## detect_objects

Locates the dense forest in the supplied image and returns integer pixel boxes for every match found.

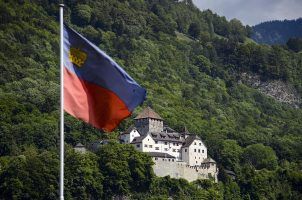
[252,18,302,45]
[0,0,302,199]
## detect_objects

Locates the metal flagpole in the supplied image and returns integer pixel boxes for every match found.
[59,3,65,200]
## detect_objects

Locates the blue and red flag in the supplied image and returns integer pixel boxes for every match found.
[63,24,146,132]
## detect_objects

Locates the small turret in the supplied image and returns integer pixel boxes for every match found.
[181,126,191,139]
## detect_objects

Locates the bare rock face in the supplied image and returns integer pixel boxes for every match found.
[240,72,301,108]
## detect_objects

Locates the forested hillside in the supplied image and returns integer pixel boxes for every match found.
[252,18,302,45]
[0,0,302,199]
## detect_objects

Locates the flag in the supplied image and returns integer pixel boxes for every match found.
[63,24,146,132]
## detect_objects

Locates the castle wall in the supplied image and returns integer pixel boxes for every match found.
[152,158,218,182]
[135,118,149,135]
[148,118,163,132]
[135,118,163,134]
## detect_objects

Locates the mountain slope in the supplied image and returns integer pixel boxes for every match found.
[252,18,302,44]
[0,0,302,199]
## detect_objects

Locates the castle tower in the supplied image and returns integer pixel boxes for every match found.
[181,126,191,139]
[134,107,163,135]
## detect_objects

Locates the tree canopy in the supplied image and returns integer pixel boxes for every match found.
[0,0,301,199]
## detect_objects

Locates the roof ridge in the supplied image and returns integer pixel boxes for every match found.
[134,106,163,120]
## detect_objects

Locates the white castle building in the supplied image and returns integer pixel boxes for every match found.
[120,107,218,182]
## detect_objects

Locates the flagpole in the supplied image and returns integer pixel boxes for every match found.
[59,3,65,200]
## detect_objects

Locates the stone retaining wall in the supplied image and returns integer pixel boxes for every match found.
[152,158,218,182]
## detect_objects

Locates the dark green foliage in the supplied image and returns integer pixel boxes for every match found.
[0,148,58,199]
[65,149,103,199]
[219,140,243,171]
[287,37,302,52]
[0,0,302,199]
[97,142,154,198]
[252,18,302,45]
[242,144,278,170]
[188,22,201,39]
[135,178,224,199]
[72,4,92,26]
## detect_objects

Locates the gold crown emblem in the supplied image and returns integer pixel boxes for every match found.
[68,47,87,67]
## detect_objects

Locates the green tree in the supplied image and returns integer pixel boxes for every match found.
[0,148,58,199]
[287,37,302,52]
[73,4,92,26]
[242,144,278,170]
[97,142,154,198]
[65,148,103,199]
[220,140,243,171]
[188,22,201,39]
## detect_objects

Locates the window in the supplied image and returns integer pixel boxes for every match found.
[176,143,179,146]
[136,144,140,148]
[194,149,196,152]
[155,141,158,144]
[173,149,176,152]
[165,142,168,145]
[198,149,200,153]
[155,147,159,150]
[185,149,187,152]
[199,143,201,146]
[168,159,170,161]
[144,144,147,147]
[149,145,152,148]
[194,142,196,145]
[202,150,204,153]
[196,161,197,164]
[162,158,165,161]
[164,148,168,151]
[172,159,174,162]
[155,158,158,160]
[173,143,175,146]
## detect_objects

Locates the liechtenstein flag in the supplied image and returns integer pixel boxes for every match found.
[63,24,146,132]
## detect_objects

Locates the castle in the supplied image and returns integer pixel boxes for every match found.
[120,107,218,182]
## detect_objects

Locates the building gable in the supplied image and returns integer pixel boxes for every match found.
[120,126,141,143]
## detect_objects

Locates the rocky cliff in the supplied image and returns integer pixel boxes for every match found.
[240,73,301,108]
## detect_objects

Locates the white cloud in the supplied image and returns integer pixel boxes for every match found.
[193,0,302,25]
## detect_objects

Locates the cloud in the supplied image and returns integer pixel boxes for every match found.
[193,0,302,25]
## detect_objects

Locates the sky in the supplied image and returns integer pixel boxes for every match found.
[193,0,302,25]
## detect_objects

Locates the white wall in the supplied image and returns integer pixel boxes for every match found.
[120,129,140,143]
[141,134,155,152]
[131,136,182,160]
[129,129,140,143]
[126,131,209,166]
[187,139,207,166]
[181,147,189,164]
[157,141,182,160]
